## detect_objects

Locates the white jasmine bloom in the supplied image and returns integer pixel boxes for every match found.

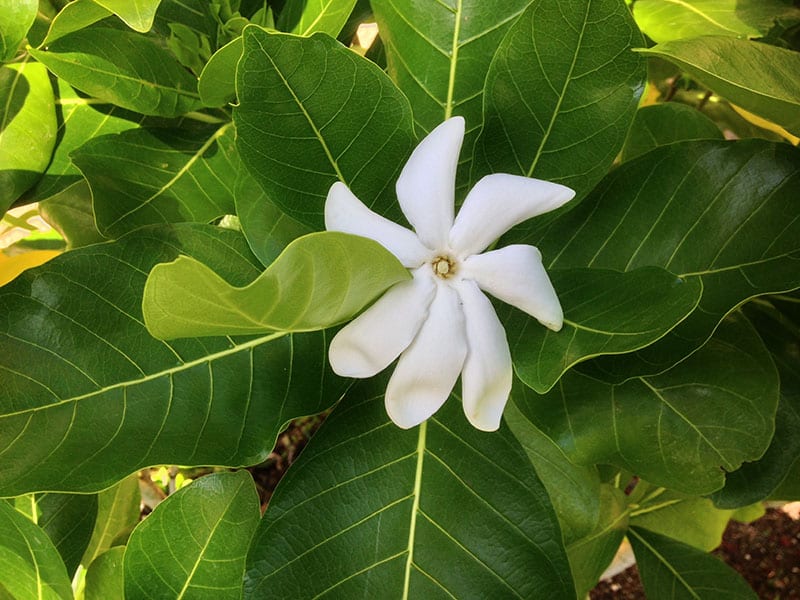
[325,117,575,431]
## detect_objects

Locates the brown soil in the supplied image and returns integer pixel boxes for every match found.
[591,508,800,599]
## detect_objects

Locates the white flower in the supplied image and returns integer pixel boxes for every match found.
[325,117,575,431]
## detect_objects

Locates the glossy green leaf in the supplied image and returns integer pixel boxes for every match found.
[143,231,410,339]
[41,0,112,45]
[198,36,242,107]
[631,0,800,43]
[371,0,531,187]
[0,224,347,495]
[93,0,162,32]
[245,380,576,599]
[0,500,72,600]
[567,485,629,598]
[84,547,125,600]
[504,395,601,545]
[26,79,144,204]
[72,123,238,237]
[125,471,260,599]
[515,313,779,494]
[39,182,106,249]
[536,139,800,380]
[713,297,800,508]
[474,0,645,221]
[622,102,723,162]
[629,526,757,600]
[81,475,140,567]
[277,0,357,36]
[0,0,36,61]
[507,267,702,393]
[235,167,312,266]
[638,37,800,136]
[29,28,202,117]
[0,61,57,212]
[234,26,414,229]
[37,493,98,576]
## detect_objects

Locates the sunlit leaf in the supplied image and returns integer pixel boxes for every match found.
[277,0,357,37]
[515,313,779,494]
[124,471,260,599]
[0,0,36,61]
[93,0,162,32]
[81,475,140,567]
[474,0,645,222]
[29,27,202,117]
[0,224,347,495]
[198,36,241,107]
[234,26,414,229]
[143,231,410,339]
[629,526,758,599]
[0,500,72,600]
[0,61,57,213]
[245,380,576,598]
[41,0,112,45]
[72,123,238,237]
[639,36,800,136]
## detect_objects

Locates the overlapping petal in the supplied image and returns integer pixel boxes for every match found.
[449,174,575,256]
[461,245,563,331]
[385,284,467,429]
[325,182,430,267]
[395,117,464,251]
[328,270,436,378]
[456,280,513,432]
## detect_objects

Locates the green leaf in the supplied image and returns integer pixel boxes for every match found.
[124,471,260,599]
[566,485,629,598]
[504,395,601,545]
[93,0,162,32]
[143,231,411,339]
[84,547,125,600]
[245,381,576,598]
[515,312,779,494]
[277,0,357,36]
[474,0,645,218]
[198,36,241,107]
[26,79,144,204]
[235,167,312,266]
[72,123,238,237]
[629,526,758,600]
[0,0,36,61]
[536,139,800,380]
[0,224,347,495]
[507,267,702,393]
[81,475,140,567]
[234,27,414,229]
[36,493,98,576]
[638,37,800,136]
[0,500,72,600]
[713,297,800,507]
[41,0,112,45]
[0,61,57,213]
[632,0,800,43]
[622,103,723,162]
[371,0,531,187]
[39,182,106,249]
[29,28,202,117]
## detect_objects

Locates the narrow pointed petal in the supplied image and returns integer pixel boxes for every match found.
[461,245,563,331]
[456,280,512,432]
[328,270,436,378]
[385,283,467,429]
[325,182,430,267]
[395,117,464,250]
[449,174,575,256]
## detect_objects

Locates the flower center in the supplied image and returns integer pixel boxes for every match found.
[431,255,456,279]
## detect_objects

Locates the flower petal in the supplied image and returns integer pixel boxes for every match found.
[461,245,563,331]
[325,182,430,267]
[395,117,464,250]
[385,283,467,429]
[456,280,512,432]
[328,270,436,378]
[449,174,575,256]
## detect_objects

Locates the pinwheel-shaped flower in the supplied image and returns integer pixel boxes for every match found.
[325,117,574,431]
